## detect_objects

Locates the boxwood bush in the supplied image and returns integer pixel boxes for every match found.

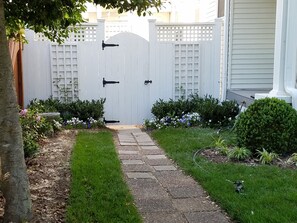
[150,95,239,128]
[29,98,105,122]
[151,98,193,119]
[235,97,297,155]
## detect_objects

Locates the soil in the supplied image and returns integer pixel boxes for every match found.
[29,130,77,222]
[0,130,77,222]
[198,147,297,169]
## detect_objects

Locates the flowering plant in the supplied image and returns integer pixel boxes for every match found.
[64,117,104,129]
[144,112,201,130]
[19,108,55,157]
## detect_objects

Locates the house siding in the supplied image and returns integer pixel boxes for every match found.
[228,0,276,90]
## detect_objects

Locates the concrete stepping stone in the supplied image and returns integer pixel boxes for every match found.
[143,212,187,223]
[126,172,156,179]
[119,154,143,160]
[172,198,218,212]
[118,146,139,151]
[122,160,144,165]
[118,150,139,155]
[146,155,167,159]
[153,165,177,171]
[184,211,230,223]
[135,199,175,213]
[118,134,135,141]
[141,146,160,150]
[167,186,205,198]
[145,158,173,166]
[154,171,197,188]
[141,149,164,155]
[122,164,153,172]
[130,185,169,199]
[126,178,158,187]
[138,142,155,146]
[120,142,138,146]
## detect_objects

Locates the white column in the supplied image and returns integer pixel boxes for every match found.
[284,0,297,108]
[96,19,105,42]
[213,18,223,100]
[148,19,157,111]
[255,0,291,103]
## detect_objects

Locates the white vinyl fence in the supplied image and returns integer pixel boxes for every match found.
[23,19,223,124]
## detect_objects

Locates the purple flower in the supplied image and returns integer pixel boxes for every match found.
[36,115,41,122]
[19,109,28,116]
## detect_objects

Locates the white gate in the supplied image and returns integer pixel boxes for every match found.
[23,19,223,125]
[99,33,150,124]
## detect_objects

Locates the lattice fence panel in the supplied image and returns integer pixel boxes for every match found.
[105,21,132,40]
[174,44,200,100]
[51,44,79,102]
[34,25,97,42]
[157,24,214,42]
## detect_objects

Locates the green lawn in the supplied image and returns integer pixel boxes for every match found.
[151,127,297,223]
[66,130,142,223]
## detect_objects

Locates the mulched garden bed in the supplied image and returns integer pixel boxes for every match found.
[0,130,77,222]
[198,148,297,169]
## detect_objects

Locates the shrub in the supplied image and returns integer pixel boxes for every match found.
[235,98,297,155]
[20,108,57,157]
[151,98,192,120]
[29,98,106,122]
[28,98,61,113]
[150,95,239,128]
[193,95,239,127]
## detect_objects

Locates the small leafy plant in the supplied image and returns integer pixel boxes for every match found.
[286,153,297,166]
[214,137,230,155]
[228,146,251,161]
[257,148,279,165]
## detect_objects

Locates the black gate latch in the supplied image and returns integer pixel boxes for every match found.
[102,40,119,50]
[144,80,152,85]
[103,78,120,87]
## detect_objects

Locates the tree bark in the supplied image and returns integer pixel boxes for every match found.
[0,0,32,222]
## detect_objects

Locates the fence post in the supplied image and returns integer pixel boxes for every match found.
[148,19,157,109]
[213,18,223,100]
[97,19,105,42]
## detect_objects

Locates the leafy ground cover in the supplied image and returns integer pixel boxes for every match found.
[66,131,142,223]
[151,127,297,223]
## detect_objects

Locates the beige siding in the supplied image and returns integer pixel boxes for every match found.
[229,0,276,89]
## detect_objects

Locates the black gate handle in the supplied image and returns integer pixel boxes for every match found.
[144,80,152,85]
[103,78,120,87]
[102,40,119,50]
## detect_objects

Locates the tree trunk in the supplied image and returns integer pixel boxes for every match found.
[0,0,32,222]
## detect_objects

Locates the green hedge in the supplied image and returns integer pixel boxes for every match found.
[28,98,105,122]
[150,95,239,127]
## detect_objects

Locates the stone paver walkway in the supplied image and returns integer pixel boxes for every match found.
[111,126,231,223]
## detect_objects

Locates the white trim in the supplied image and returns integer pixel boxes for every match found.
[227,0,233,90]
